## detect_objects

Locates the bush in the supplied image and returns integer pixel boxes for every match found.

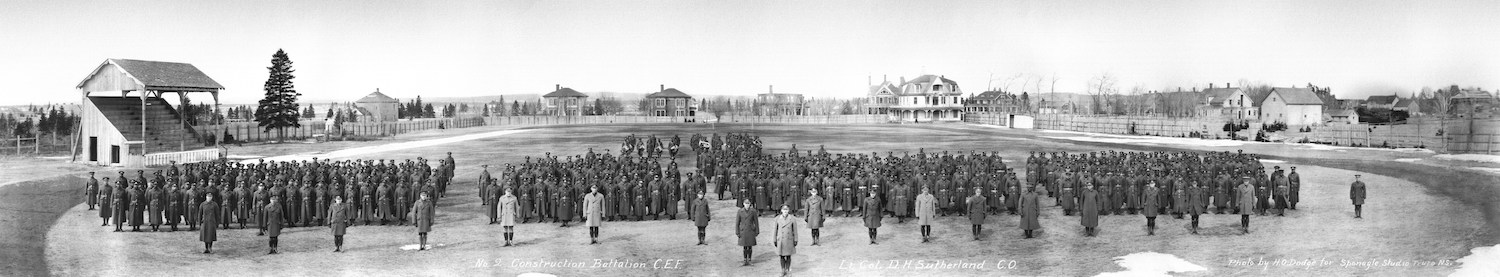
[1264,121,1288,132]
[1254,130,1269,142]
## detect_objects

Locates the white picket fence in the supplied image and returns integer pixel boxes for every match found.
[142,147,222,167]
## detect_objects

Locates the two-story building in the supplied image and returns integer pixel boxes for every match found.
[1202,86,1258,119]
[867,75,965,123]
[964,90,1022,114]
[542,85,588,116]
[756,90,805,116]
[354,89,400,122]
[1260,87,1325,125]
[645,85,696,117]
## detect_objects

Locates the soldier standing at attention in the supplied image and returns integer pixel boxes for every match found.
[1080,183,1100,237]
[200,193,219,254]
[584,185,604,244]
[737,201,759,266]
[1351,174,1366,218]
[914,186,937,243]
[499,187,519,246]
[966,187,987,240]
[1019,185,1041,239]
[863,190,883,244]
[328,195,350,252]
[1287,167,1301,210]
[264,196,284,254]
[99,177,113,226]
[412,191,435,251]
[1142,181,1160,235]
[774,205,798,277]
[804,188,826,245]
[85,172,99,210]
[1236,177,1256,234]
[692,191,711,245]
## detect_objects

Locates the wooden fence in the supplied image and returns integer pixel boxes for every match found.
[1020,114,1499,153]
[142,148,222,167]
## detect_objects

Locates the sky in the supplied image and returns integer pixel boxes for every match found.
[1,0,1497,105]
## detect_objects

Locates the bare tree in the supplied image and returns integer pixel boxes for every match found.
[1087,73,1119,114]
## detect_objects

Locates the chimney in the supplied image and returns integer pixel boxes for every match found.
[1209,83,1214,89]
[769,85,774,94]
[555,84,560,91]
[660,84,665,92]
[900,76,907,84]
[1226,82,1231,88]
[883,75,888,82]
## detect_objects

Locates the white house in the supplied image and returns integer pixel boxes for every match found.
[1260,87,1325,125]
[866,75,965,123]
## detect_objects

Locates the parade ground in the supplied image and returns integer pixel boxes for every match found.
[9,123,1499,276]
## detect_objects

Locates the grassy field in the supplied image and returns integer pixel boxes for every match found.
[24,123,1500,276]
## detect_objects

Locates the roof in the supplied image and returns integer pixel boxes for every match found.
[542,87,588,98]
[972,90,1008,100]
[902,75,957,86]
[355,91,399,103]
[83,59,224,91]
[1330,110,1358,117]
[1452,90,1496,99]
[1366,95,1399,105]
[1267,87,1325,105]
[646,88,692,98]
[869,82,902,95]
[353,106,374,116]
[1395,98,1416,107]
[1203,88,1242,105]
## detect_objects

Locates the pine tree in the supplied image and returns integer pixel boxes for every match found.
[512,101,520,116]
[482,103,490,117]
[255,49,302,142]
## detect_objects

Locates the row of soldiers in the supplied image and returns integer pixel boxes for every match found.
[84,154,457,233]
[1025,150,1300,218]
[472,133,766,225]
[477,150,697,225]
[700,144,1023,220]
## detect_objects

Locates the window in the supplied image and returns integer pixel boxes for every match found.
[655,99,666,108]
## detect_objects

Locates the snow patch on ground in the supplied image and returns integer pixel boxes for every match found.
[1042,135,1250,147]
[1394,158,1422,162]
[1451,244,1500,277]
[1259,159,1287,163]
[248,129,533,163]
[1466,167,1500,175]
[1095,252,1207,277]
[518,274,558,277]
[398,243,445,251]
[225,155,265,160]
[1434,154,1500,164]
[39,156,70,160]
[1299,143,1436,154]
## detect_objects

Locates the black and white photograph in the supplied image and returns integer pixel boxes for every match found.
[2,0,1499,276]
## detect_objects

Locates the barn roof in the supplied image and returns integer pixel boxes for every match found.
[1268,87,1325,105]
[1366,95,1399,105]
[78,59,224,91]
[356,90,399,103]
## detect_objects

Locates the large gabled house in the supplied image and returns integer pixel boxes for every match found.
[866,75,965,123]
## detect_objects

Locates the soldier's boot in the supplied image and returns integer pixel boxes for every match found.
[590,227,600,244]
[171,225,178,232]
[742,247,752,266]
[151,225,158,232]
[868,228,878,245]
[1191,217,1199,234]
[102,219,108,226]
[419,234,428,251]
[1354,205,1362,218]
[504,232,514,246]
[1024,230,1033,239]
[1240,215,1250,233]
[269,237,278,254]
[812,229,820,245]
[334,236,343,252]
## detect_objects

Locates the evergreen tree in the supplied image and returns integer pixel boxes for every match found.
[512,101,520,116]
[482,103,490,117]
[13,118,33,137]
[254,49,302,142]
[424,103,435,118]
